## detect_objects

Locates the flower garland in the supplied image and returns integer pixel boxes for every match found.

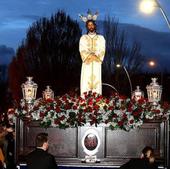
[9,91,170,131]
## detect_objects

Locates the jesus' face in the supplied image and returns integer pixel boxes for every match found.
[86,21,96,33]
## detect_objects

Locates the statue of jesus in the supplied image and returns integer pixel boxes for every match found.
[79,11,105,96]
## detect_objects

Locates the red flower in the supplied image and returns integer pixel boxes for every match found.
[153,109,160,114]
[47,107,52,111]
[88,98,93,105]
[133,111,139,116]
[123,113,127,119]
[118,121,123,126]
[130,119,134,124]
[40,112,45,118]
[65,104,71,110]
[54,119,60,125]
[106,99,110,104]
[96,97,101,102]
[138,98,145,104]
[62,96,67,101]
[46,98,54,103]
[128,107,132,112]
[93,105,99,110]
[89,101,93,106]
[119,95,127,100]
[56,107,61,113]
[112,114,117,118]
[73,105,77,110]
[56,99,62,105]
[108,106,114,110]
[92,92,97,97]
[60,115,65,121]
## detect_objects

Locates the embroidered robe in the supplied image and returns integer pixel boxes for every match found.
[79,33,105,96]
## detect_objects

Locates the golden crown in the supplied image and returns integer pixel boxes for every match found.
[79,9,98,22]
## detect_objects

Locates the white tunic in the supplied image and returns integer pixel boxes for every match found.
[79,33,105,96]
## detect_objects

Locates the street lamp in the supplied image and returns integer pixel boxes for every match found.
[116,64,133,96]
[140,0,170,30]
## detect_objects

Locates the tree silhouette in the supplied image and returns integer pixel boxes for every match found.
[9,11,82,102]
[102,17,146,95]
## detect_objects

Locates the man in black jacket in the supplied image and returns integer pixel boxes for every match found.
[26,133,57,169]
[119,146,158,169]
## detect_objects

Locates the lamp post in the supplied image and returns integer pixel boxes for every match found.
[116,64,133,96]
[140,0,170,30]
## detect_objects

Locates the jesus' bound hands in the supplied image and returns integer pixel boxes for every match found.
[85,54,101,64]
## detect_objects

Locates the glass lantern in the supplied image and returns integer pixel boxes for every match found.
[42,86,54,100]
[132,86,144,101]
[21,77,38,103]
[146,78,162,105]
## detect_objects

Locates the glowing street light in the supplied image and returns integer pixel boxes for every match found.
[148,60,156,67]
[140,0,156,14]
[140,0,170,30]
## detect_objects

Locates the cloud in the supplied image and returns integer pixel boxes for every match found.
[20,15,40,21]
[0,20,32,29]
[0,14,40,30]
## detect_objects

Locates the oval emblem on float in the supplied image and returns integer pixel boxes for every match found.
[82,128,100,156]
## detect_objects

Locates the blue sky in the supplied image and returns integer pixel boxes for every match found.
[0,0,170,50]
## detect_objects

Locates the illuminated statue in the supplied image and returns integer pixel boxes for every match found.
[79,10,105,96]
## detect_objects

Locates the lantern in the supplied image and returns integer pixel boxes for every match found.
[21,77,38,103]
[146,78,162,105]
[42,86,54,100]
[132,86,144,101]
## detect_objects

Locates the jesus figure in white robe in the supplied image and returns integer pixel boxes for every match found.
[79,20,105,96]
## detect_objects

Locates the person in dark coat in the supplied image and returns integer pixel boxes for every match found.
[5,125,16,169]
[26,133,57,169]
[119,146,158,169]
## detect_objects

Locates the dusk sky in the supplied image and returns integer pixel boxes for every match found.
[0,0,170,50]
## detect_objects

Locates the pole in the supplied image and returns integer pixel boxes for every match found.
[123,66,133,96]
[102,83,118,93]
[156,0,170,30]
